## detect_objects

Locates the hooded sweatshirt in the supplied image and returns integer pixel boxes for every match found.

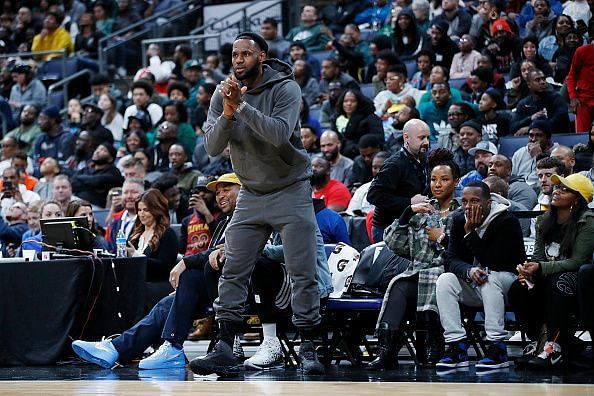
[204,59,310,194]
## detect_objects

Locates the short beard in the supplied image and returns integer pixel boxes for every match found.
[235,63,260,81]
[310,172,327,188]
[323,150,338,162]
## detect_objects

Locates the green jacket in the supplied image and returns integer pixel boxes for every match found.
[285,22,329,52]
[534,210,594,275]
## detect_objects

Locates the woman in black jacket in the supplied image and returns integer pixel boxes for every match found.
[331,88,384,158]
[127,188,178,282]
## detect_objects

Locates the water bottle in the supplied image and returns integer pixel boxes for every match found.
[116,228,127,258]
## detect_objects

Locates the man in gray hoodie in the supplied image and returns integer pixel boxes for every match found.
[189,32,324,377]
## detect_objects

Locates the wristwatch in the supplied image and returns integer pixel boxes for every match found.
[236,101,247,114]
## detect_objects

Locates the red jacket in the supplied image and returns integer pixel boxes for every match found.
[566,43,594,106]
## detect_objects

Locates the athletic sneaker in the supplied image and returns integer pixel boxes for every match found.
[528,341,563,369]
[189,340,241,377]
[138,341,185,370]
[244,338,284,370]
[476,340,510,369]
[436,340,469,369]
[72,339,119,369]
[233,335,245,361]
[515,341,538,368]
[298,341,325,374]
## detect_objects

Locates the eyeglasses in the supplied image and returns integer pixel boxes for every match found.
[448,112,464,117]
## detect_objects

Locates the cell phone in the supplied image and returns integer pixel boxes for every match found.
[110,187,122,197]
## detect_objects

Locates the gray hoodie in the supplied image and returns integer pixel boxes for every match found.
[203,59,311,194]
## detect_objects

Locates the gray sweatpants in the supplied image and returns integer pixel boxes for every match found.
[214,180,321,329]
[436,271,517,343]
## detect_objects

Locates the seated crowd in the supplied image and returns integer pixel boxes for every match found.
[0,0,593,376]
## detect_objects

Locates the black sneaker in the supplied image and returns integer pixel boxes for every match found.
[189,340,241,377]
[515,341,538,368]
[436,340,469,369]
[528,341,563,369]
[299,341,325,375]
[476,340,510,369]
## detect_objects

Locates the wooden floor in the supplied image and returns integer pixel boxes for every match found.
[0,381,593,395]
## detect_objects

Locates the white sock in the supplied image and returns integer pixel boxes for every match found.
[262,323,277,341]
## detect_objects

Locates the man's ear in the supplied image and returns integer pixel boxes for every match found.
[259,50,267,63]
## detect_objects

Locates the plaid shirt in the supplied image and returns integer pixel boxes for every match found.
[382,198,461,314]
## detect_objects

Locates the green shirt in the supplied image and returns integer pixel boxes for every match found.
[6,124,42,157]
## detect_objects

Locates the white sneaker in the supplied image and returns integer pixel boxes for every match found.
[244,338,284,370]
[508,331,530,342]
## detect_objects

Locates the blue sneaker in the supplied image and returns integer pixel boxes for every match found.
[476,340,510,369]
[436,340,469,369]
[139,341,185,370]
[72,339,119,369]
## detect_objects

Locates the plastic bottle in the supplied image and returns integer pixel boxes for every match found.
[116,228,127,258]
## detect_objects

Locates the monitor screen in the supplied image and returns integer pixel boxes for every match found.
[40,216,93,253]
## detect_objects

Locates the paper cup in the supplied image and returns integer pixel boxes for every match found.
[23,250,36,261]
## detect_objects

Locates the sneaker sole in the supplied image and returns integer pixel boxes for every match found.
[72,344,114,369]
[139,358,186,370]
[189,360,241,377]
[299,364,325,375]
[436,360,470,369]
[243,360,284,371]
[476,361,510,369]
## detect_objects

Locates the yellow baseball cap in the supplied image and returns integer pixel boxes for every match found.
[551,173,593,203]
[206,173,241,192]
[387,103,406,114]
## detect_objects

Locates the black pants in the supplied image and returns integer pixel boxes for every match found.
[509,271,578,347]
[578,264,594,330]
[380,275,419,329]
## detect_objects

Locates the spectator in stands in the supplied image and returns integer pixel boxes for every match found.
[410,50,434,90]
[313,197,351,245]
[458,140,498,190]
[301,125,320,159]
[123,80,163,129]
[0,166,40,218]
[321,0,367,35]
[374,65,423,118]
[0,137,18,174]
[179,176,220,255]
[574,125,594,172]
[529,156,567,236]
[168,144,201,194]
[327,26,367,82]
[81,103,114,146]
[285,5,332,52]
[510,69,570,135]
[93,1,113,35]
[331,89,383,158]
[370,50,401,95]
[354,0,391,29]
[484,18,521,74]
[368,119,430,242]
[435,181,525,370]
[90,73,124,112]
[293,60,319,108]
[477,88,511,140]
[524,0,557,41]
[433,0,472,38]
[348,134,382,191]
[172,44,192,80]
[98,93,124,145]
[110,0,143,76]
[285,41,321,81]
[509,36,554,79]
[319,130,353,184]
[507,59,536,109]
[52,175,75,212]
[151,174,190,224]
[437,102,475,152]
[71,142,124,208]
[563,0,591,27]
[127,188,178,283]
[182,60,203,110]
[31,8,74,60]
[482,175,531,236]
[567,28,594,132]
[0,201,29,256]
[347,150,389,215]
[392,9,430,62]
[428,20,458,68]
[117,129,149,162]
[5,105,41,157]
[167,82,190,106]
[300,97,322,138]
[64,131,95,174]
[9,152,37,192]
[107,178,144,247]
[193,83,216,136]
[200,144,233,177]
[14,7,42,47]
[450,35,481,80]
[8,64,46,122]
[260,17,289,59]
[71,174,240,371]
[74,12,103,61]
[33,157,59,201]
[121,157,147,183]
[20,200,43,251]
[551,145,577,175]
[319,58,360,104]
[369,149,462,370]
[488,154,538,209]
[512,118,558,186]
[452,119,482,176]
[552,27,581,83]
[65,98,83,136]
[319,81,344,127]
[510,173,594,369]
[419,81,455,141]
[65,199,110,251]
[468,67,494,105]
[159,101,196,155]
[33,106,76,167]
[539,14,576,62]
[151,121,178,172]
[311,157,351,212]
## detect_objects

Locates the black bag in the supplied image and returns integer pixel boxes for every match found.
[348,242,410,296]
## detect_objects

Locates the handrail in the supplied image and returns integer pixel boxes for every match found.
[190,0,284,36]
[0,49,67,78]
[97,0,199,72]
[0,108,7,137]
[47,68,92,109]
[141,34,221,68]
